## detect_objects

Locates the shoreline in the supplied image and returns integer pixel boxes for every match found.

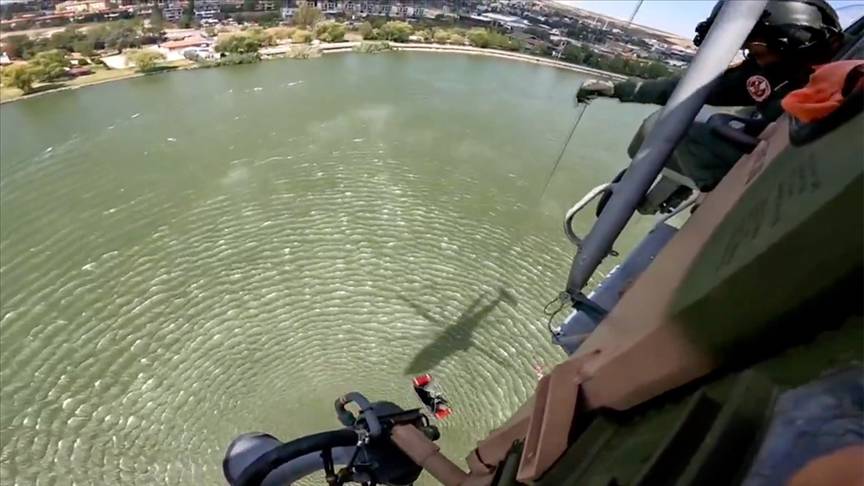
[381,43,627,81]
[1,70,146,104]
[0,61,199,105]
[0,43,626,105]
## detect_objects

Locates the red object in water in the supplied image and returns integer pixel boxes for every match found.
[412,374,432,387]
[412,374,451,420]
[434,406,452,420]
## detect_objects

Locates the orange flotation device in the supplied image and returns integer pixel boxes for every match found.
[781,60,864,123]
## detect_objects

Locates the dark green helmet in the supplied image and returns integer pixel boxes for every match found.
[694,0,841,53]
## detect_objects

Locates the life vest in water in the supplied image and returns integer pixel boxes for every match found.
[412,374,452,420]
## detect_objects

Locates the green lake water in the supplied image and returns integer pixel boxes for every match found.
[0,52,656,485]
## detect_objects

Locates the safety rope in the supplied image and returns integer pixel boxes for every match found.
[538,101,589,200]
[538,88,591,335]
[542,291,571,335]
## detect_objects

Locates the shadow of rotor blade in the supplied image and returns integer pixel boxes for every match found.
[396,293,444,328]
[402,289,516,375]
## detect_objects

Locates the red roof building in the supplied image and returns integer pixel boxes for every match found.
[161,36,211,51]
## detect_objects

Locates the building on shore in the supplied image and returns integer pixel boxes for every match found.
[160,34,216,60]
[293,1,427,19]
[194,0,220,20]
[54,0,112,13]
[153,0,265,23]
[161,34,211,52]
[162,1,183,22]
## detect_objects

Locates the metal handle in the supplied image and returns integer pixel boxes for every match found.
[564,183,613,248]
[335,392,382,438]
[657,189,701,225]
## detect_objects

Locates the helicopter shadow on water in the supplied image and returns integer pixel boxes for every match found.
[400,287,519,375]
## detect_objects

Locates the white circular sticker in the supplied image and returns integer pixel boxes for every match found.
[746,75,772,102]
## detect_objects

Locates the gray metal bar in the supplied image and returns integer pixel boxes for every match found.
[262,447,357,485]
[225,432,358,486]
[555,223,678,354]
[564,0,769,298]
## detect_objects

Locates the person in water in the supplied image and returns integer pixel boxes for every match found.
[577,0,845,192]
[412,374,452,420]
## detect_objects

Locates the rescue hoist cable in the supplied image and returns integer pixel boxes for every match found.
[538,87,589,200]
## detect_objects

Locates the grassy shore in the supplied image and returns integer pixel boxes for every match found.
[0,59,194,104]
[0,47,619,105]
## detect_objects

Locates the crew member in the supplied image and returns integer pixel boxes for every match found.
[577,0,844,192]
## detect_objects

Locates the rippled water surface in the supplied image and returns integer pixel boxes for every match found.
[0,53,656,485]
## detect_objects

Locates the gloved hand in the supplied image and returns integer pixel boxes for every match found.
[577,79,616,103]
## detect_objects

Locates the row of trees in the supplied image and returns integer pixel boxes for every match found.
[314,22,346,43]
[1,47,167,93]
[209,14,669,80]
[561,44,672,79]
[215,28,274,55]
[357,20,413,42]
[3,18,163,60]
[349,19,520,51]
[293,3,322,28]
[211,22,348,58]
[127,50,167,72]
[2,49,70,93]
[355,22,522,51]
[465,29,521,51]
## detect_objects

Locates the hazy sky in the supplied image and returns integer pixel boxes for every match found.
[560,0,864,38]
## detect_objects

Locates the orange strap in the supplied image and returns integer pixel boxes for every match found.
[781,60,864,123]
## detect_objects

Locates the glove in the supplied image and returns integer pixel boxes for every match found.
[576,79,616,103]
